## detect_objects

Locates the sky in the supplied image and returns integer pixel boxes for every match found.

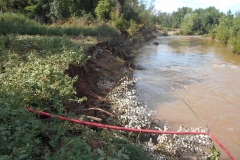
[153,0,240,14]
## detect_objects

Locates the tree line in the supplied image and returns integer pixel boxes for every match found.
[156,6,240,53]
[0,0,158,36]
[0,0,239,53]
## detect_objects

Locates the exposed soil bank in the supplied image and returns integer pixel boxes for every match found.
[64,41,133,121]
[64,29,157,121]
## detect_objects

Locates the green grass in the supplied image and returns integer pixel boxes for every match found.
[0,12,118,37]
[0,13,151,159]
[0,33,86,159]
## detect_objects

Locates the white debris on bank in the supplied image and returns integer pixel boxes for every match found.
[107,77,217,159]
[107,77,156,129]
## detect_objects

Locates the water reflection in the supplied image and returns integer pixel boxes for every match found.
[134,36,240,159]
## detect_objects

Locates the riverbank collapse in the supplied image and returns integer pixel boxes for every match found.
[63,34,221,159]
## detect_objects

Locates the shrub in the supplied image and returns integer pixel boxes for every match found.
[127,20,143,38]
[229,34,240,53]
[0,107,42,160]
[95,0,113,20]
[215,15,233,44]
[0,34,87,159]
[228,12,240,53]
[114,14,128,32]
[162,29,169,36]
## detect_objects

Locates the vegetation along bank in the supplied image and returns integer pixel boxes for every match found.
[156,6,240,54]
[1,0,239,159]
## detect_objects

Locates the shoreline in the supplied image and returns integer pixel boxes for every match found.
[64,29,157,122]
[67,31,218,159]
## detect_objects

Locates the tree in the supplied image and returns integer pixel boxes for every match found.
[215,11,233,44]
[47,0,98,22]
[0,0,29,13]
[155,11,172,28]
[180,13,198,35]
[28,0,51,23]
[228,12,240,53]
[196,7,224,34]
[171,7,193,28]
[95,0,113,20]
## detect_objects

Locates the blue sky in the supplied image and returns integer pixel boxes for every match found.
[153,0,240,14]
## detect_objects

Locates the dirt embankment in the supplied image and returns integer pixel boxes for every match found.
[64,42,133,122]
[64,28,157,122]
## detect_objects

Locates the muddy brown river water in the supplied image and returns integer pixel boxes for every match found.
[134,36,240,159]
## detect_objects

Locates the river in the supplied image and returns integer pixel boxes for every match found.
[134,36,240,159]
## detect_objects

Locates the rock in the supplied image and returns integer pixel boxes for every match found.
[131,64,145,70]
[153,41,159,45]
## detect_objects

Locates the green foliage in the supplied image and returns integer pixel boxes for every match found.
[127,20,143,37]
[208,145,221,160]
[177,7,223,35]
[0,34,88,113]
[215,14,233,44]
[48,0,69,22]
[82,130,151,160]
[194,7,224,34]
[229,34,240,54]
[0,0,31,13]
[0,33,86,158]
[43,128,150,159]
[0,0,160,40]
[0,13,118,37]
[0,12,45,35]
[0,12,151,159]
[158,5,237,51]
[228,12,240,53]
[27,0,51,23]
[171,7,193,28]
[0,107,42,159]
[46,0,98,22]
[0,0,98,23]
[67,0,98,17]
[180,13,199,35]
[208,27,217,39]
[95,0,113,20]
[158,6,224,35]
[114,14,128,31]
[44,137,95,160]
[155,11,172,28]
[162,29,169,36]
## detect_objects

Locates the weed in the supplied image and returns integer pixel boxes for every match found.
[0,13,118,38]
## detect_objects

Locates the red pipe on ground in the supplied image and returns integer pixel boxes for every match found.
[26,108,235,160]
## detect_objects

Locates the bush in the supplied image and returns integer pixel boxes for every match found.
[0,34,86,159]
[215,15,233,44]
[228,12,240,53]
[162,29,169,36]
[95,0,113,20]
[114,14,128,32]
[0,107,42,160]
[0,32,152,159]
[127,20,143,38]
[229,34,240,53]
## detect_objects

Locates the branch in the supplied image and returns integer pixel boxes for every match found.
[209,112,220,131]
[86,116,102,122]
[173,86,209,130]
[84,108,116,118]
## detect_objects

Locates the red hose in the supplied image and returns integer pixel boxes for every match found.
[26,108,235,160]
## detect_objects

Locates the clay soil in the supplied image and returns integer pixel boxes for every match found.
[64,42,133,122]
